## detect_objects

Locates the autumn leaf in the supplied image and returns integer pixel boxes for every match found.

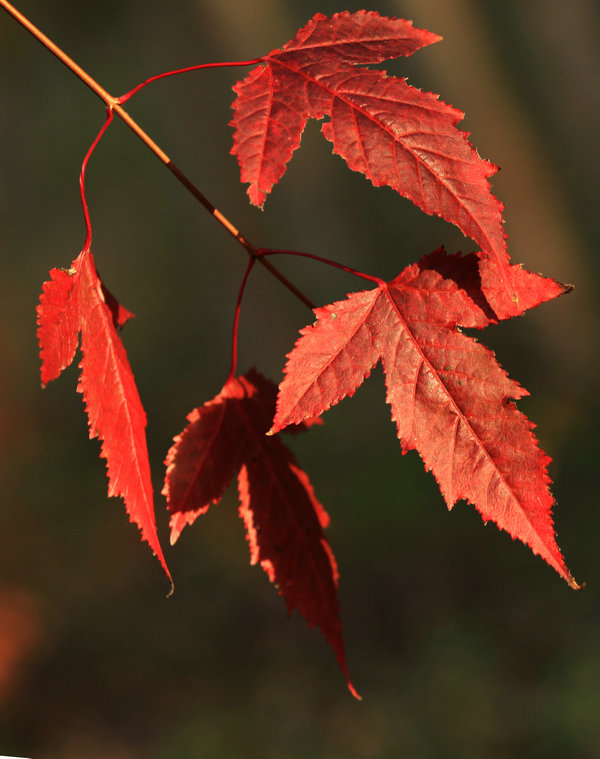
[271,249,577,588]
[231,10,529,317]
[231,11,438,207]
[164,369,358,697]
[36,250,171,584]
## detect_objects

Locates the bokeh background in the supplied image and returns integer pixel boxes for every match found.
[1,1,599,757]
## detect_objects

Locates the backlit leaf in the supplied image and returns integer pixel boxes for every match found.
[37,250,170,584]
[272,250,577,588]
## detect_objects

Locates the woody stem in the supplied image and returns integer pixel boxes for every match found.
[0,0,314,309]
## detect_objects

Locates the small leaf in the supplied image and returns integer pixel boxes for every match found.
[101,280,135,329]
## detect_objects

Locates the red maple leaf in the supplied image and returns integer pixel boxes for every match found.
[163,369,358,697]
[230,10,532,317]
[36,250,171,584]
[270,249,578,588]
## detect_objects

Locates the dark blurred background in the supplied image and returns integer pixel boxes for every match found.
[1,1,599,757]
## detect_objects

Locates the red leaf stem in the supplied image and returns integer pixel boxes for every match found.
[117,58,266,105]
[79,108,114,252]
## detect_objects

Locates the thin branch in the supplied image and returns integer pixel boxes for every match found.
[0,0,312,309]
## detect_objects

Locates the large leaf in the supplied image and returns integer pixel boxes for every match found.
[37,250,171,583]
[231,10,530,317]
[164,369,358,697]
[271,250,577,588]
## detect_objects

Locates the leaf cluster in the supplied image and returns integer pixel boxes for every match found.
[26,9,579,695]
